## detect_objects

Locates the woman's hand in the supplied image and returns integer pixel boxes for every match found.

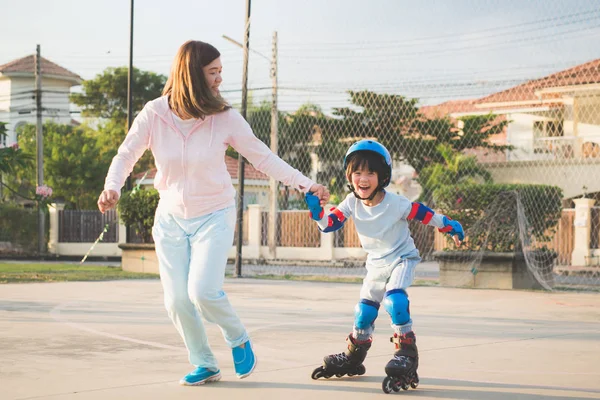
[309,184,330,206]
[97,190,119,213]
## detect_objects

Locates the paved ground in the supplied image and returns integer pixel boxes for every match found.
[1,279,600,400]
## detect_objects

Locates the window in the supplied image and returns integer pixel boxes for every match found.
[243,193,258,209]
[13,121,27,146]
[546,121,564,137]
[533,120,563,138]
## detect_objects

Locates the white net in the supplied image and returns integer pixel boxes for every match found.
[218,1,600,291]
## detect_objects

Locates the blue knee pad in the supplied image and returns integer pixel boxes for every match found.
[354,299,379,329]
[383,289,410,325]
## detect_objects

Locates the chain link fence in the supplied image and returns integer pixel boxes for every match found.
[220,1,600,290]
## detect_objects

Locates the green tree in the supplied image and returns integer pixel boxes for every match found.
[228,101,315,209]
[331,90,511,174]
[14,122,108,209]
[0,122,32,175]
[417,144,493,202]
[71,67,166,175]
[71,66,166,122]
[117,188,159,243]
[92,119,155,175]
[287,104,346,199]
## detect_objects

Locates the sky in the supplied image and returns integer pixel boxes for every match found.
[1,0,599,114]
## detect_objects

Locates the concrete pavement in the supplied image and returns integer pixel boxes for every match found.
[1,279,599,399]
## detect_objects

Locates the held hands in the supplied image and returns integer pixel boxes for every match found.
[442,216,464,247]
[305,192,324,221]
[305,184,329,221]
[97,190,119,214]
[308,184,330,206]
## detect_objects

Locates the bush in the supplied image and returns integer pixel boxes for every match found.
[117,189,159,243]
[0,204,46,254]
[433,183,563,252]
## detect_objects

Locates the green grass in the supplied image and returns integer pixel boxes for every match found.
[228,273,439,286]
[0,263,158,283]
[1,263,441,286]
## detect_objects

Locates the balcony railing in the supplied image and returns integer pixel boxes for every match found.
[530,135,600,161]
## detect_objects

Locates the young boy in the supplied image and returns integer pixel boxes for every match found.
[305,139,463,392]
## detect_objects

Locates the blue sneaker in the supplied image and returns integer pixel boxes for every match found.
[179,367,221,386]
[232,341,257,379]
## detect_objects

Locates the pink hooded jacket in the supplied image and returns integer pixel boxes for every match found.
[104,96,316,219]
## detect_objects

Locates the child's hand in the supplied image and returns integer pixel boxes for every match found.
[442,216,464,247]
[452,234,462,247]
[305,193,324,220]
[308,184,330,206]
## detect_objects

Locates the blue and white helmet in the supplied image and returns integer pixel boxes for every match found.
[343,139,392,188]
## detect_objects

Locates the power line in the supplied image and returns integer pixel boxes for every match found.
[279,8,600,48]
[279,25,600,60]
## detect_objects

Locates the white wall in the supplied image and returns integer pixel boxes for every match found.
[2,76,75,145]
[0,78,11,112]
[505,99,600,162]
[233,179,270,209]
[505,112,561,161]
[575,97,600,142]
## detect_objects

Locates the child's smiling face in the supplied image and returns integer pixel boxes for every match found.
[351,167,379,200]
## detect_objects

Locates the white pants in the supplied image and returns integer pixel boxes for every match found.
[152,205,248,369]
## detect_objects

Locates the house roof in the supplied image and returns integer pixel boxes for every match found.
[134,155,269,182]
[0,55,82,83]
[420,99,481,118]
[476,58,600,105]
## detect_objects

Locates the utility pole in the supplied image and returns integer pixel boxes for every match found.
[125,0,134,243]
[234,0,251,277]
[222,31,277,262]
[268,32,278,259]
[127,0,134,135]
[35,44,44,255]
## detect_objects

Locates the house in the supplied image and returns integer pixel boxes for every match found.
[421,59,600,199]
[0,55,82,146]
[134,155,271,209]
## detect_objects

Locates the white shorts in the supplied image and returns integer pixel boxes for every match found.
[359,256,421,303]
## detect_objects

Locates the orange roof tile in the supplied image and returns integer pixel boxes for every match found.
[476,59,600,105]
[0,55,82,82]
[420,99,480,118]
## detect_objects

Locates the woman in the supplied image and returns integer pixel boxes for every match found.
[97,40,330,386]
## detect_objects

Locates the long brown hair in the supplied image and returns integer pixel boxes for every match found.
[162,40,230,119]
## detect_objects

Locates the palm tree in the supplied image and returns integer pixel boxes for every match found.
[417,143,493,203]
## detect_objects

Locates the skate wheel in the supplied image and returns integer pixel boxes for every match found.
[410,373,419,388]
[401,382,409,391]
[311,366,325,380]
[382,376,393,394]
[392,382,401,392]
[356,364,366,376]
[335,373,343,378]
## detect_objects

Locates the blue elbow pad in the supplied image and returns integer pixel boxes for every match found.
[407,202,435,224]
[322,208,347,233]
